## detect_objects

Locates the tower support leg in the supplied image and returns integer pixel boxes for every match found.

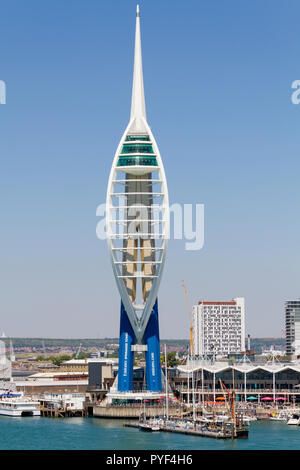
[144,299,162,392]
[118,301,135,392]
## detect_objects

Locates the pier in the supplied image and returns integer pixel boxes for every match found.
[40,404,86,418]
[124,421,248,439]
[40,393,86,418]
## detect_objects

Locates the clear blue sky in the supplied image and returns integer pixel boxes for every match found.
[1,0,299,338]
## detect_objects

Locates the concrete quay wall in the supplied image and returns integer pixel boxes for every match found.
[92,405,177,419]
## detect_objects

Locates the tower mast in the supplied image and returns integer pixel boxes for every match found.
[131,5,146,124]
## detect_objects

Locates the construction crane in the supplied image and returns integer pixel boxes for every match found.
[182,280,194,356]
[9,339,15,362]
[281,328,286,337]
[75,343,82,359]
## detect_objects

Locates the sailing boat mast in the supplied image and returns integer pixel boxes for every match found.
[191,357,196,424]
[164,344,169,421]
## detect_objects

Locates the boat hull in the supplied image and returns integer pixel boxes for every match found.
[139,424,155,432]
[0,409,40,417]
[235,429,249,438]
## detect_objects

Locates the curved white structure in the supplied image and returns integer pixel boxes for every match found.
[106,5,169,345]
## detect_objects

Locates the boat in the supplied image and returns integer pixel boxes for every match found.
[198,416,212,424]
[0,392,40,417]
[138,402,160,432]
[235,427,249,438]
[215,414,230,424]
[242,415,257,423]
[139,417,160,432]
[139,422,160,432]
[270,411,291,421]
[287,413,300,425]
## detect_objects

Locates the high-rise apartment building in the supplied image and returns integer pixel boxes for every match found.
[285,300,300,356]
[192,298,245,356]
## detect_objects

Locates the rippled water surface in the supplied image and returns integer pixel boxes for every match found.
[0,417,299,450]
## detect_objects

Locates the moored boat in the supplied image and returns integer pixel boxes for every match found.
[287,414,300,425]
[139,422,160,432]
[0,392,40,417]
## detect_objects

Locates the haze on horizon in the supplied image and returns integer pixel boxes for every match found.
[1,0,299,339]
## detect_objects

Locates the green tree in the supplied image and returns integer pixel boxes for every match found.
[167,351,179,367]
[160,351,179,367]
[50,354,72,366]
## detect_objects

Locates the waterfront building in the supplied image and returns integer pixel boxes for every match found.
[41,393,85,411]
[14,371,88,395]
[13,359,116,396]
[285,299,300,356]
[106,5,169,393]
[192,298,245,357]
[60,358,118,373]
[175,358,300,404]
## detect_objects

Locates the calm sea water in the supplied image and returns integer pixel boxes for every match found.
[0,417,299,450]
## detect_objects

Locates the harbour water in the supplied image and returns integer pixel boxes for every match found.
[0,417,299,450]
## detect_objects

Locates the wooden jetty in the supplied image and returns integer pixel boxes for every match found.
[40,404,86,418]
[124,421,248,439]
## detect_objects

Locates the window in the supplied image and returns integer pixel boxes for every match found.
[121,144,154,154]
[117,155,158,167]
[125,135,150,142]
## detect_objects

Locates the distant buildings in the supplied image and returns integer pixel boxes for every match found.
[0,340,11,381]
[90,350,108,359]
[192,298,245,357]
[285,299,300,356]
[13,358,117,396]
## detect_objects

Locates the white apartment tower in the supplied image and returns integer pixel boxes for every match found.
[192,298,245,357]
[285,299,300,356]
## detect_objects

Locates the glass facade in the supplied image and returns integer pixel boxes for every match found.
[117,155,158,167]
[117,135,158,167]
[121,144,154,154]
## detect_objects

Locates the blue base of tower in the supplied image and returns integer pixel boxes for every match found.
[118,299,162,392]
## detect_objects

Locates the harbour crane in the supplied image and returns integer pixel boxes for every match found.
[182,280,194,356]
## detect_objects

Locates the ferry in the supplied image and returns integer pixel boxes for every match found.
[0,392,40,417]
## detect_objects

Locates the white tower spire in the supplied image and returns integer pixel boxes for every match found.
[130,4,147,131]
[106,5,169,344]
